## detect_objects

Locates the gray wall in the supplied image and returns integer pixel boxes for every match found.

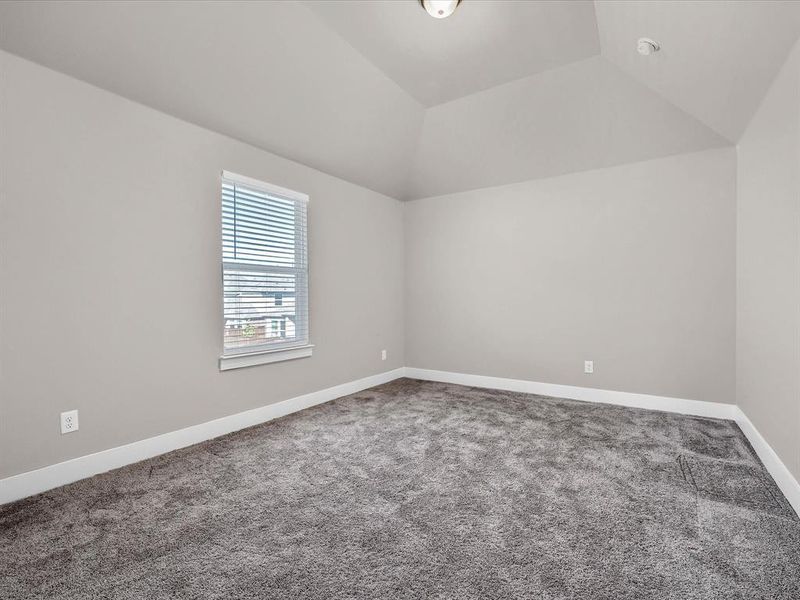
[736,40,800,482]
[0,52,405,479]
[5,41,796,486]
[405,148,737,405]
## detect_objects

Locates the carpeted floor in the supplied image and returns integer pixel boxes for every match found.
[1,378,798,599]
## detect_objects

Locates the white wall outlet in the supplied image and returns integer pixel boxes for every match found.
[381,349,387,361]
[584,360,594,374]
[61,410,79,434]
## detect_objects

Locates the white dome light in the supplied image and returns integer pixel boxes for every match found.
[421,0,461,20]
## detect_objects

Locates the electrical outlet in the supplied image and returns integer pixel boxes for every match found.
[584,361,594,374]
[61,410,79,434]
[381,349,387,361]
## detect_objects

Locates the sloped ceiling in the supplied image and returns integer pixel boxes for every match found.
[0,1,425,200]
[595,0,800,142]
[1,1,798,200]
[408,56,728,199]
[302,0,600,106]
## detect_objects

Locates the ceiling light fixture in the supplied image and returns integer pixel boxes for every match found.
[420,0,461,20]
[637,37,660,56]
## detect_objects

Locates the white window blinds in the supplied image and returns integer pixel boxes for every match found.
[221,171,309,356]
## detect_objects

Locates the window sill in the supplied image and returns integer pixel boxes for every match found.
[219,344,314,371]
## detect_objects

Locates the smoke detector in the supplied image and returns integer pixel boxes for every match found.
[637,38,660,56]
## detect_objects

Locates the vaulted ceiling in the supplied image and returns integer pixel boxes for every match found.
[303,0,601,106]
[1,1,799,200]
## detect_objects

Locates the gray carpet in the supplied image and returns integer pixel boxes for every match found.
[1,378,798,599]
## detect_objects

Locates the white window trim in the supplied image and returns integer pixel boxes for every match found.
[219,170,311,371]
[219,344,314,371]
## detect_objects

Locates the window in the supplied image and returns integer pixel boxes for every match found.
[219,171,311,370]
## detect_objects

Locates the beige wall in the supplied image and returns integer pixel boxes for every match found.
[405,148,737,405]
[0,52,405,479]
[736,40,800,482]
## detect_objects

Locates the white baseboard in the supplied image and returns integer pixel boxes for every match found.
[404,367,737,419]
[732,407,800,516]
[4,365,798,519]
[0,368,405,505]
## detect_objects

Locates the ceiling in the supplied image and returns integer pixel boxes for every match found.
[303,0,600,106]
[0,1,424,200]
[1,1,799,200]
[596,0,800,141]
[408,56,728,199]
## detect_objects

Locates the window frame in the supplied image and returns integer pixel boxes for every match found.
[218,170,312,371]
